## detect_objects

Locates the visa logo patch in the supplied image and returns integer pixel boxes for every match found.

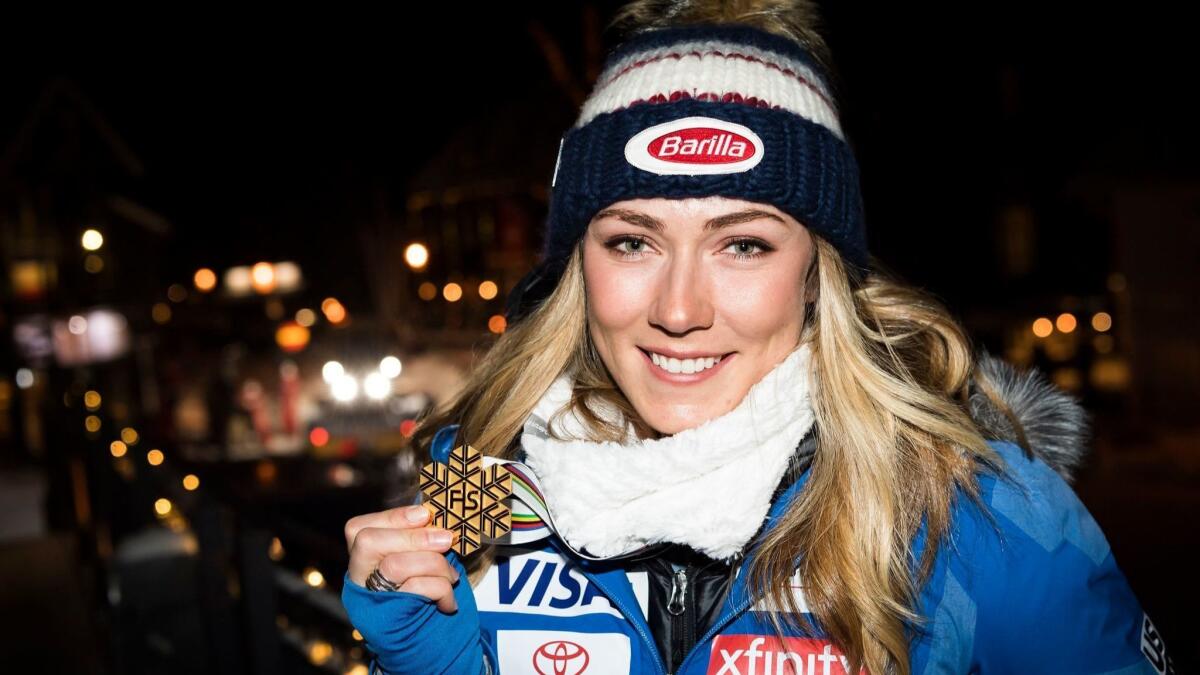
[477,547,646,619]
[707,635,866,675]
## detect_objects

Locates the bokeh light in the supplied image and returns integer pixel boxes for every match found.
[1031,317,1053,338]
[81,229,103,251]
[404,243,429,269]
[379,356,402,378]
[193,267,217,292]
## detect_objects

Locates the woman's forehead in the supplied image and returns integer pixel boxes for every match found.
[591,196,797,226]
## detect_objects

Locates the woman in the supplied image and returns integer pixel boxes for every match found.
[341,1,1173,673]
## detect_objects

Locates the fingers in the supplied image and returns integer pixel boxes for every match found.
[378,550,461,588]
[346,525,455,586]
[344,504,433,550]
[398,576,458,614]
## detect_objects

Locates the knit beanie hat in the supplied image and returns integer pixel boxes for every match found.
[506,1,868,324]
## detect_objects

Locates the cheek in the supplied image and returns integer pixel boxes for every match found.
[711,259,807,338]
[583,248,653,331]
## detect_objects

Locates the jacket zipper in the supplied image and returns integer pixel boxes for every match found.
[676,552,747,675]
[666,565,691,671]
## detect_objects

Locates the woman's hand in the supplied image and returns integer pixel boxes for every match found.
[341,504,488,674]
[344,504,460,613]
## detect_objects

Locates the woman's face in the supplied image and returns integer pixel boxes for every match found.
[583,196,816,436]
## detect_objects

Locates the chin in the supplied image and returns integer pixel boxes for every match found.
[643,410,708,437]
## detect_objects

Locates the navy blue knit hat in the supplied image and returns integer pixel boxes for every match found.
[506,22,868,324]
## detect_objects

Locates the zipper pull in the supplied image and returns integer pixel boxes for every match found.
[667,567,688,616]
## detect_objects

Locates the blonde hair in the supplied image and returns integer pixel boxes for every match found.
[411,231,1018,674]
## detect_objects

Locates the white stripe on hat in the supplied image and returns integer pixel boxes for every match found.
[576,40,844,140]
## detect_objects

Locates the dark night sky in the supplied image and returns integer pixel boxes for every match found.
[4,2,1197,313]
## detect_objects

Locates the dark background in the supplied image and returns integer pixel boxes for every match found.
[2,2,1196,673]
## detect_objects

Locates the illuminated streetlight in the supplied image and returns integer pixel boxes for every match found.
[404,243,429,270]
[364,372,390,400]
[303,567,326,588]
[251,262,277,294]
[322,297,347,324]
[488,315,507,334]
[1031,317,1053,338]
[332,375,358,402]
[81,229,104,251]
[379,356,402,378]
[322,361,344,384]
[276,322,310,353]
[194,268,217,292]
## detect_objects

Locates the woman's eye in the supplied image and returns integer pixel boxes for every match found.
[724,238,772,260]
[607,236,651,259]
[605,236,772,261]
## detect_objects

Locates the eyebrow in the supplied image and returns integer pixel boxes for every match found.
[592,208,787,232]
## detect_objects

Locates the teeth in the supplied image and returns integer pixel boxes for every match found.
[648,351,722,374]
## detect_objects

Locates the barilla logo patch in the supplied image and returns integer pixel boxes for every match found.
[625,117,764,175]
[707,635,867,675]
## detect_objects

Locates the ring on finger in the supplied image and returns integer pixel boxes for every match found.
[365,566,400,592]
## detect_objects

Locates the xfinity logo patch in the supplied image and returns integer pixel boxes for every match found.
[707,635,866,675]
[624,117,764,175]
[496,630,630,675]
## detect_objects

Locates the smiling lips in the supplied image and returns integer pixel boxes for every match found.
[639,347,734,382]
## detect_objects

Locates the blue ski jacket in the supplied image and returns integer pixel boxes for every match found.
[343,357,1174,674]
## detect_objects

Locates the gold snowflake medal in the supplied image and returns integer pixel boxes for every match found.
[419,442,512,556]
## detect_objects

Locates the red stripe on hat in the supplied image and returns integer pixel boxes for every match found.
[597,49,836,114]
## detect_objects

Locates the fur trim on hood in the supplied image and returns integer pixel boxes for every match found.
[774,349,1094,496]
[968,349,1093,484]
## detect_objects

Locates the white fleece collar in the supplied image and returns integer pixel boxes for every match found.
[520,342,816,561]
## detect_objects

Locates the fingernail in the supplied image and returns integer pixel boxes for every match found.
[428,530,453,547]
[406,505,429,524]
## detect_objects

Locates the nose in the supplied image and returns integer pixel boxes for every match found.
[648,252,713,336]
